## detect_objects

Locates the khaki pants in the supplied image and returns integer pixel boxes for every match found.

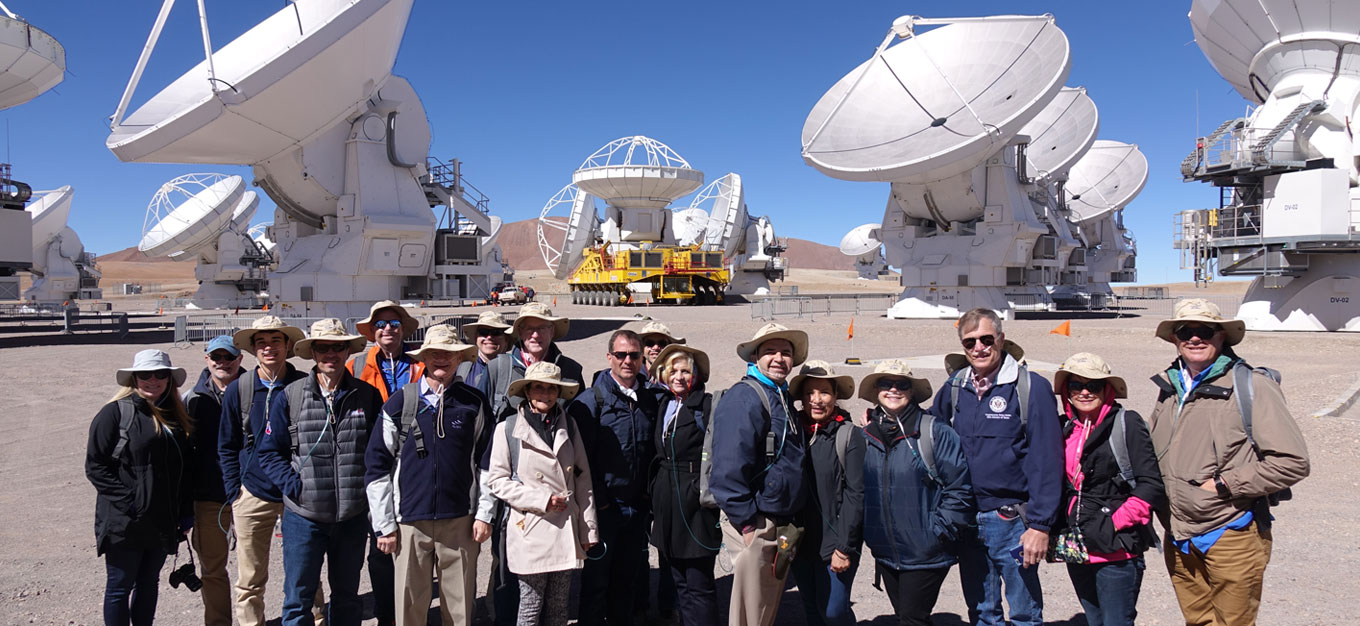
[1165,520,1273,626]
[721,514,788,626]
[231,488,326,626]
[192,500,233,626]
[394,516,480,626]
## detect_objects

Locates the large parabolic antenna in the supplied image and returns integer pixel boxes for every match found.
[537,184,599,280]
[839,223,889,280]
[28,185,73,269]
[1066,141,1148,223]
[24,186,100,302]
[139,174,244,258]
[1019,86,1099,181]
[0,5,64,111]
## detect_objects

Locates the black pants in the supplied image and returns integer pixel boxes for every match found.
[492,517,519,626]
[876,562,950,626]
[668,555,718,626]
[366,533,394,623]
[579,505,650,626]
[103,544,167,626]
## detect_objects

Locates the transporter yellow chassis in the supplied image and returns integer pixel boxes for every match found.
[567,244,729,306]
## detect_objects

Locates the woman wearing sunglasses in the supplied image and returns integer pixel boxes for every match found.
[86,349,196,626]
[1051,353,1164,626]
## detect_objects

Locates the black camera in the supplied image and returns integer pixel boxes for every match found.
[169,562,202,592]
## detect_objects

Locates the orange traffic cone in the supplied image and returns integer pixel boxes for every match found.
[553,296,557,306]
[1050,321,1071,336]
[262,303,270,312]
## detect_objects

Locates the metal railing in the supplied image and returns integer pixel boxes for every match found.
[174,313,488,348]
[751,294,897,321]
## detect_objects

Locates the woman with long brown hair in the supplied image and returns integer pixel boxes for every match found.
[86,349,196,626]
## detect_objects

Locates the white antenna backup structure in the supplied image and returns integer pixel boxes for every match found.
[139,174,270,307]
[1178,0,1360,331]
[24,187,102,302]
[839,223,888,280]
[806,14,1144,318]
[107,0,504,315]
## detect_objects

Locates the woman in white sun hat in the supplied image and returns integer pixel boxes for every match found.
[86,349,195,626]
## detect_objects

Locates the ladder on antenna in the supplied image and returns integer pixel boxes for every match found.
[1181,117,1245,179]
[1250,100,1325,165]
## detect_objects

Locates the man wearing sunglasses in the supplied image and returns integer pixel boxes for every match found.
[931,309,1061,626]
[351,300,425,403]
[570,329,662,626]
[638,321,684,386]
[1147,299,1309,626]
[455,309,512,397]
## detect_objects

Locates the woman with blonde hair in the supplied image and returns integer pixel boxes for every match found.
[86,349,196,626]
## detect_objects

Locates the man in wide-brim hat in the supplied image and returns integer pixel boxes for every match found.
[350,300,425,403]
[1145,298,1308,626]
[485,302,582,419]
[366,323,496,626]
[456,310,512,396]
[638,320,685,384]
[710,323,811,626]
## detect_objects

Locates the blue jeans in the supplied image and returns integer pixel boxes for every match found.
[957,510,1043,626]
[280,510,369,626]
[791,552,858,626]
[1067,557,1145,626]
[102,545,167,626]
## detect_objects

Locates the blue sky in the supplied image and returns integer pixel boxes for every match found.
[9,1,1247,284]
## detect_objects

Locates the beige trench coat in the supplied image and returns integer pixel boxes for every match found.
[487,407,599,575]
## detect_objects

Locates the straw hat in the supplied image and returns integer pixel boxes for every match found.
[789,360,853,400]
[652,344,710,383]
[638,321,685,345]
[735,323,809,366]
[944,339,1026,375]
[294,318,368,359]
[409,324,477,361]
[506,361,580,401]
[116,349,187,387]
[1053,352,1128,399]
[460,309,512,343]
[509,302,569,339]
[356,300,420,340]
[231,315,306,356]
[1155,298,1246,346]
[858,359,933,404]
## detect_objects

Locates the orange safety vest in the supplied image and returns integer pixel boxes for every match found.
[347,346,425,402]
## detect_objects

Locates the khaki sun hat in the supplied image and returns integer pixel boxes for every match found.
[858,359,933,404]
[460,309,512,343]
[735,323,809,366]
[116,349,188,387]
[944,339,1026,376]
[1155,298,1246,346]
[1053,352,1128,399]
[356,300,420,341]
[789,359,853,400]
[506,361,580,401]
[294,318,368,360]
[408,324,477,361]
[232,315,306,356]
[509,302,569,339]
[638,321,685,345]
[652,344,710,383]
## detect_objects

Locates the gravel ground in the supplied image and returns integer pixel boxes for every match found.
[2,302,1356,625]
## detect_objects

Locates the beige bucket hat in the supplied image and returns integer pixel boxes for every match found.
[652,344,710,383]
[356,300,420,341]
[944,339,1026,375]
[638,321,685,345]
[460,309,512,343]
[294,318,368,360]
[116,349,188,387]
[789,359,854,400]
[736,323,809,366]
[509,302,570,339]
[506,361,580,401]
[409,324,477,361]
[858,359,933,404]
[232,315,306,356]
[1053,352,1128,399]
[1155,298,1246,346]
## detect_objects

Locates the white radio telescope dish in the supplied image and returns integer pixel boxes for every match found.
[27,186,74,270]
[248,222,275,251]
[691,173,747,257]
[1065,140,1148,222]
[673,208,710,246]
[229,190,260,231]
[0,10,64,111]
[802,15,1070,184]
[572,136,704,208]
[139,174,246,257]
[537,183,599,280]
[839,223,883,257]
[1018,86,1099,180]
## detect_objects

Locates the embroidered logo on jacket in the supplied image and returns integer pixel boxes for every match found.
[988,396,1008,413]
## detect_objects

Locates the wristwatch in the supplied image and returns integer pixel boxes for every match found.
[1213,475,1230,497]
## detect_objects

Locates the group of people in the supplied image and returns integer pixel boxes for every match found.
[85,297,1310,626]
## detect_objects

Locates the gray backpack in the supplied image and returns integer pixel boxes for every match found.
[698,379,777,510]
[944,362,1031,427]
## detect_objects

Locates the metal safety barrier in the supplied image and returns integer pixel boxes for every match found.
[174,313,491,348]
[751,294,897,321]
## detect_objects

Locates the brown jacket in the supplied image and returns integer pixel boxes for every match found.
[1146,358,1309,540]
[487,407,599,575]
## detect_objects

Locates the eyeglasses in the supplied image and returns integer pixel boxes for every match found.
[1066,379,1107,395]
[208,352,238,363]
[477,328,503,338]
[310,343,350,354]
[643,339,670,349]
[135,371,170,381]
[373,319,402,331]
[1174,324,1219,342]
[875,378,913,392]
[961,334,997,350]
[610,351,642,362]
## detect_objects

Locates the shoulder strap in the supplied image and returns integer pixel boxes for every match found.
[696,394,712,432]
[504,412,521,482]
[353,354,366,380]
[1107,407,1136,489]
[398,382,426,458]
[946,369,965,424]
[239,370,256,446]
[919,413,939,483]
[834,422,852,469]
[740,378,777,463]
[285,380,307,453]
[594,386,605,419]
[112,399,138,459]
[490,356,513,414]
[1233,362,1257,452]
[1016,362,1030,428]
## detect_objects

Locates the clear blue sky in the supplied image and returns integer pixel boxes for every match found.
[8,1,1246,284]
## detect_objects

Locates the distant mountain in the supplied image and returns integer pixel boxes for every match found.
[496,218,853,272]
[97,246,180,263]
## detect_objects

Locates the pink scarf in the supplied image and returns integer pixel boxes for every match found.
[1061,389,1150,563]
